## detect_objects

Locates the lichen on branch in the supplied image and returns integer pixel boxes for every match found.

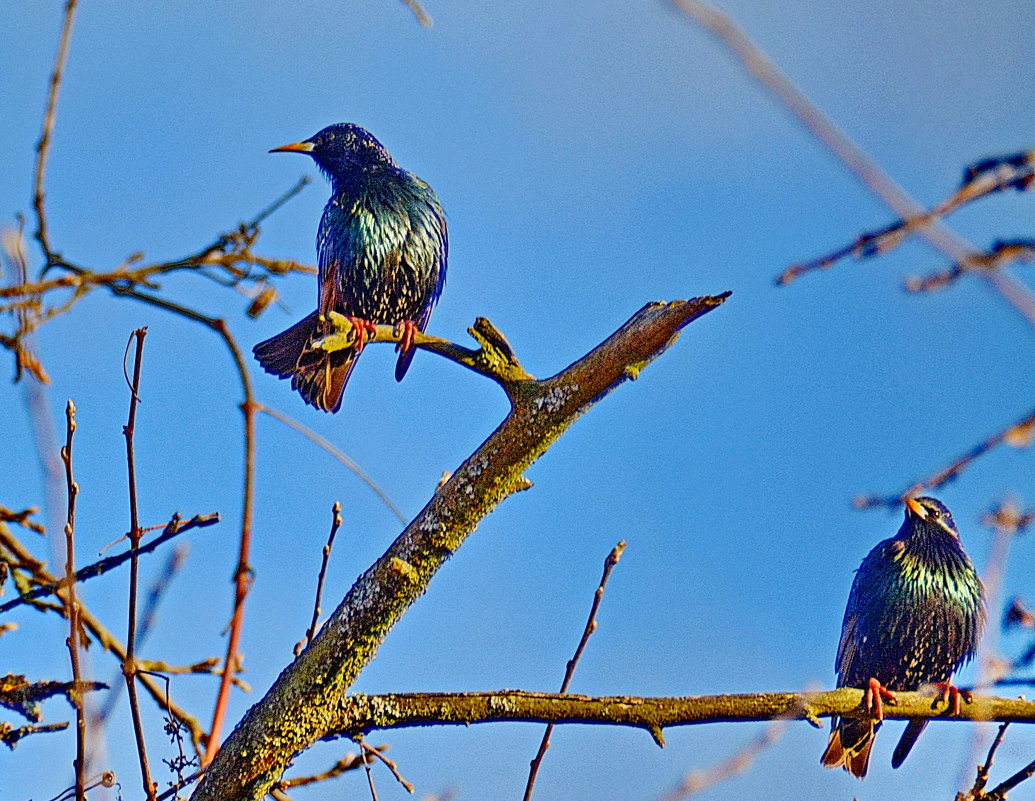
[192,293,730,801]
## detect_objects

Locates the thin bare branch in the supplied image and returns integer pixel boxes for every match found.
[274,746,388,791]
[257,404,407,524]
[322,689,1035,742]
[315,312,535,395]
[961,722,1010,800]
[297,502,344,656]
[121,328,157,801]
[360,740,413,794]
[60,399,85,800]
[398,0,432,26]
[0,512,219,615]
[32,0,78,264]
[668,0,1035,327]
[0,527,207,751]
[854,406,1035,509]
[523,541,625,800]
[655,721,786,801]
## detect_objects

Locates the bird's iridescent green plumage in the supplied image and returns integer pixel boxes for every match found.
[821,496,984,777]
[254,123,447,412]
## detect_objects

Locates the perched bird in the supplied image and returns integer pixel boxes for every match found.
[254,123,447,412]
[821,496,984,778]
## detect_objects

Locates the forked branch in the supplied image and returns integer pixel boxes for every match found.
[192,293,729,801]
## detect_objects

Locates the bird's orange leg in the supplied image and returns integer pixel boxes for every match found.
[932,681,971,715]
[345,316,378,353]
[394,320,419,356]
[864,677,898,721]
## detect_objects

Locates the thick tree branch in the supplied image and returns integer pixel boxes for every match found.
[192,293,729,801]
[328,690,1035,742]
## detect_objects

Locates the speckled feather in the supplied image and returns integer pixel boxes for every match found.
[254,123,447,412]
[821,497,984,777]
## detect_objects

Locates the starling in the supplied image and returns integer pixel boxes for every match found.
[254,123,447,412]
[821,496,984,777]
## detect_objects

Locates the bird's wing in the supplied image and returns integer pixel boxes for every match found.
[835,613,859,677]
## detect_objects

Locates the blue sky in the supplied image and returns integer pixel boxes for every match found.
[2,1,1035,799]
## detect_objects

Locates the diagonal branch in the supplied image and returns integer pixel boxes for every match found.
[192,293,729,801]
[0,512,219,615]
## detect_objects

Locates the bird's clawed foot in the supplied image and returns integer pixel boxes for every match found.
[932,681,971,715]
[345,317,379,353]
[394,320,419,356]
[864,677,897,721]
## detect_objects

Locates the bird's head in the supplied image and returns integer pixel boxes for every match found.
[270,123,396,183]
[904,496,960,539]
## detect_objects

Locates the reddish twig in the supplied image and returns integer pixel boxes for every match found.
[296,502,344,656]
[121,328,157,801]
[523,541,625,801]
[60,399,85,801]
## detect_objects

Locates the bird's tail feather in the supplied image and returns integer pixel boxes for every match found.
[821,717,877,778]
[891,719,927,769]
[395,345,416,382]
[253,311,357,413]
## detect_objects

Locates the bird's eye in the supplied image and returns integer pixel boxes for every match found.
[928,507,940,519]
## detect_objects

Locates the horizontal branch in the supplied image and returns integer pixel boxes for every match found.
[193,294,730,801]
[316,312,535,392]
[328,689,1035,746]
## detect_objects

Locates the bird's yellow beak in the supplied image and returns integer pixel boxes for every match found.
[269,141,316,154]
[905,497,927,520]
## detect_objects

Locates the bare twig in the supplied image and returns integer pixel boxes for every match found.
[32,0,78,264]
[257,404,406,524]
[60,399,85,801]
[154,766,208,801]
[656,721,786,801]
[360,740,414,794]
[854,406,1035,509]
[0,527,207,751]
[47,771,117,801]
[981,750,1035,801]
[0,512,219,614]
[398,0,432,26]
[1,720,69,747]
[358,736,380,801]
[122,328,157,801]
[0,505,45,535]
[963,722,1010,799]
[274,746,389,791]
[667,0,1035,327]
[523,541,625,800]
[297,502,344,656]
